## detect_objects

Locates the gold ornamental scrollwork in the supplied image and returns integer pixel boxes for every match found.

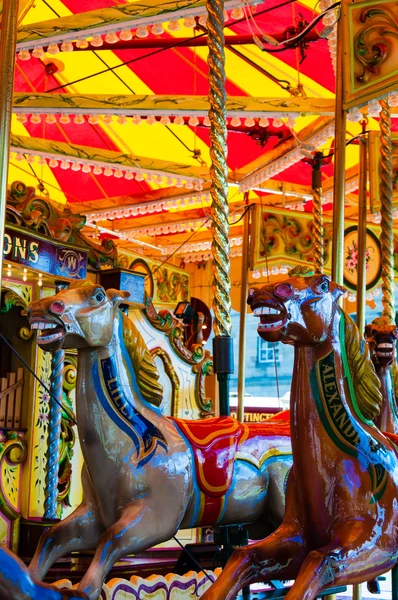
[144,299,214,414]
[150,347,180,416]
[0,432,27,551]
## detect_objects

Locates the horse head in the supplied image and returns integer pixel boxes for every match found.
[247,269,345,345]
[364,316,398,368]
[28,281,129,350]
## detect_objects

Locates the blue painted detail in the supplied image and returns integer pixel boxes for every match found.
[92,356,167,468]
[38,535,54,567]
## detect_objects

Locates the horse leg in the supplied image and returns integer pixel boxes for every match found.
[283,519,394,600]
[200,521,307,600]
[29,502,103,581]
[77,498,180,600]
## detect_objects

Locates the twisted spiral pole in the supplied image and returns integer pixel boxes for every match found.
[206,0,231,338]
[44,348,64,519]
[312,188,324,274]
[379,98,395,323]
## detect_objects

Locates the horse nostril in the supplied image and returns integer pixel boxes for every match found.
[274,283,294,300]
[50,300,65,315]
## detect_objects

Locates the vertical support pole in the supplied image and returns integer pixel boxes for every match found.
[379,97,395,324]
[237,203,251,423]
[206,0,233,417]
[44,348,64,519]
[331,15,347,286]
[356,136,368,334]
[0,0,19,289]
[392,564,398,600]
[312,152,324,275]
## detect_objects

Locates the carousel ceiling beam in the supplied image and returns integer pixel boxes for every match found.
[12,94,337,119]
[10,134,208,187]
[236,117,335,192]
[16,0,259,52]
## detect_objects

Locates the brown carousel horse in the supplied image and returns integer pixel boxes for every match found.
[27,281,292,600]
[365,316,398,434]
[201,268,398,600]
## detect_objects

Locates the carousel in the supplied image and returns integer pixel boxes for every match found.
[0,0,398,599]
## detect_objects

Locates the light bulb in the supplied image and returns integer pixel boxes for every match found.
[183,16,196,28]
[244,117,255,127]
[15,153,24,162]
[131,115,141,125]
[259,117,269,127]
[74,114,85,124]
[160,115,171,125]
[23,269,27,282]
[30,114,42,124]
[146,115,156,125]
[49,158,58,168]
[38,156,46,165]
[168,19,180,31]
[18,49,31,61]
[93,166,103,175]
[136,26,149,38]
[120,29,133,41]
[152,22,165,35]
[185,181,194,189]
[125,171,135,180]
[105,31,119,44]
[231,116,241,127]
[146,174,154,183]
[59,114,71,124]
[231,7,244,19]
[90,35,103,47]
[38,277,43,287]
[82,164,91,173]
[252,270,261,279]
[114,169,123,178]
[71,162,81,171]
[16,113,28,123]
[61,40,74,52]
[175,179,184,188]
[117,114,127,125]
[76,38,89,49]
[135,172,144,181]
[32,46,44,58]
[45,114,57,124]
[174,115,184,125]
[203,116,211,126]
[273,117,284,128]
[60,160,70,170]
[102,114,113,124]
[286,115,296,128]
[47,43,60,54]
[88,114,99,124]
[189,115,199,126]
[104,167,113,177]
[26,154,35,163]
[198,14,207,27]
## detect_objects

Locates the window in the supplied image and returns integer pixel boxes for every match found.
[257,338,279,364]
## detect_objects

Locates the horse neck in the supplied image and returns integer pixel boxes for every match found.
[374,364,398,434]
[291,308,372,457]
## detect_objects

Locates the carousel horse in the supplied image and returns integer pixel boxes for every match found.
[27,281,292,600]
[0,546,87,600]
[364,316,398,434]
[201,268,398,600]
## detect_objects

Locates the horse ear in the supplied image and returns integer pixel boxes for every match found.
[106,288,130,306]
[330,281,346,301]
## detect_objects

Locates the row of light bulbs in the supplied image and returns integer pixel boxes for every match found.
[184,246,243,263]
[346,287,382,303]
[320,0,338,73]
[86,192,211,224]
[16,4,255,59]
[239,124,335,193]
[371,208,398,223]
[252,265,291,279]
[11,151,203,189]
[15,112,290,129]
[130,211,242,237]
[4,265,42,285]
[160,236,243,255]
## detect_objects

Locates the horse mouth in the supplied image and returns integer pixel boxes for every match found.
[252,303,287,333]
[375,342,395,360]
[30,318,65,346]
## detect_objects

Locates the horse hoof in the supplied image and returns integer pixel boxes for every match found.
[367,579,381,594]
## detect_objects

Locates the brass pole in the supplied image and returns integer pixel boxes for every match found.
[353,584,362,600]
[331,16,346,285]
[0,0,19,289]
[379,97,395,323]
[237,203,251,423]
[356,136,368,334]
[206,0,233,416]
[312,152,324,274]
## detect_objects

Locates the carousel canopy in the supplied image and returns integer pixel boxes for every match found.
[4,0,390,264]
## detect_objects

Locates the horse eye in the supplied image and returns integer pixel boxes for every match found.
[94,291,105,302]
[317,280,329,293]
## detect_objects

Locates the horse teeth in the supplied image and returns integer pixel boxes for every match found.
[254,306,281,316]
[31,322,57,330]
[378,343,393,349]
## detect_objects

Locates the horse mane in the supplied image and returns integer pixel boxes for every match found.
[344,312,382,421]
[121,312,163,407]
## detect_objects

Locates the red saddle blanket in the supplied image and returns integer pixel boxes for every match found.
[383,431,398,455]
[170,414,290,499]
